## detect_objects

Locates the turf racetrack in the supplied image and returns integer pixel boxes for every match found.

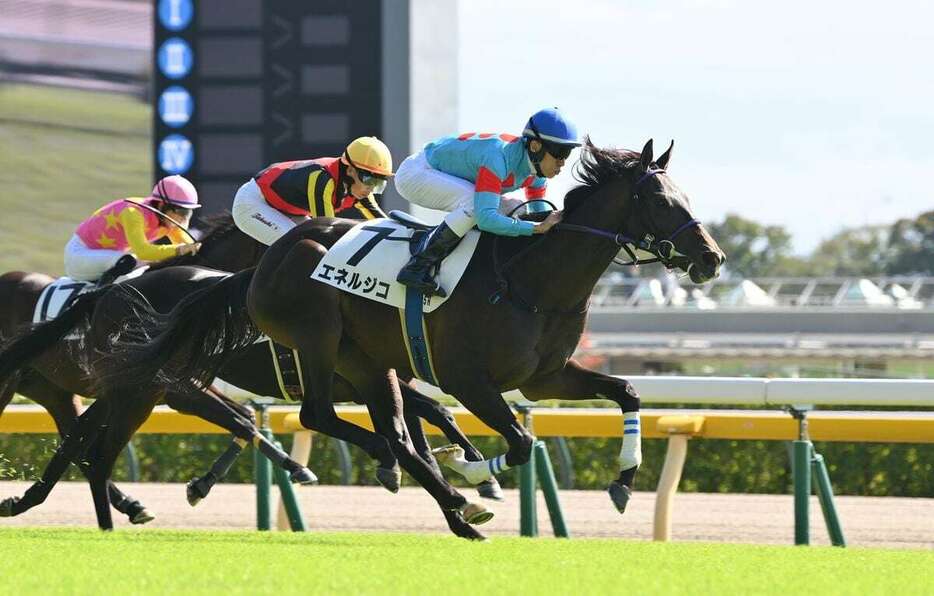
[1,528,931,595]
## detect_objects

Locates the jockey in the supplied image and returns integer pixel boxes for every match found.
[232,136,393,246]
[395,107,580,297]
[64,175,202,284]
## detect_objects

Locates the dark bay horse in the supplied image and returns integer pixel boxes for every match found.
[0,221,501,534]
[0,213,263,523]
[97,139,725,536]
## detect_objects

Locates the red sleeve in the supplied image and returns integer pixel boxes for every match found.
[475,166,503,195]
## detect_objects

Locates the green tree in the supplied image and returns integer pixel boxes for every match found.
[707,214,794,277]
[808,225,890,276]
[886,210,934,275]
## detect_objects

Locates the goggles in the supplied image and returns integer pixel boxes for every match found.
[345,153,389,193]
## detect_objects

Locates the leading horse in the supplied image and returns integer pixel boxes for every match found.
[99,138,725,536]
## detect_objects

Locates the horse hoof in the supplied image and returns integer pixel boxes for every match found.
[186,478,207,507]
[130,509,155,524]
[461,502,494,525]
[376,466,401,493]
[477,478,505,501]
[608,481,632,514]
[0,496,18,517]
[431,444,465,468]
[290,467,318,485]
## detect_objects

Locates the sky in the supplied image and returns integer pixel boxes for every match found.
[457,0,934,254]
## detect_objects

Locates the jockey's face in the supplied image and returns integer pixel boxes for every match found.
[529,139,570,178]
[347,165,388,199]
[164,206,192,227]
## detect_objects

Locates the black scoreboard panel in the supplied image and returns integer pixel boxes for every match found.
[154,0,389,215]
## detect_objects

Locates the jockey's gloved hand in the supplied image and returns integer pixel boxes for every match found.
[533,210,563,235]
[175,242,202,257]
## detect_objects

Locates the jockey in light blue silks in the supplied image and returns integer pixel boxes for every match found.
[395,107,581,297]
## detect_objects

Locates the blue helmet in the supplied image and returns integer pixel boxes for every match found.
[522,107,581,147]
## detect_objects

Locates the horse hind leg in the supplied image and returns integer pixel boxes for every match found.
[402,404,486,540]
[338,344,490,536]
[28,378,153,524]
[0,398,109,519]
[400,382,504,501]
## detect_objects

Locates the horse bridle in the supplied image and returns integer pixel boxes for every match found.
[490,168,701,314]
[557,168,701,269]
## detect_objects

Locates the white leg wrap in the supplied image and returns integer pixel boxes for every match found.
[618,411,642,470]
[440,447,509,485]
[460,454,510,485]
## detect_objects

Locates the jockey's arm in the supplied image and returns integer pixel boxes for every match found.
[166,227,189,244]
[356,194,387,219]
[473,161,535,237]
[119,207,185,261]
[524,177,548,212]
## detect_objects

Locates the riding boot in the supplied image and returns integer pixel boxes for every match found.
[97,254,137,287]
[396,223,463,297]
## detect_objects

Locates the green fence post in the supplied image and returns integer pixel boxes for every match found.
[253,403,272,531]
[811,447,845,547]
[272,440,307,531]
[516,405,538,537]
[793,439,811,545]
[124,440,140,482]
[534,440,569,538]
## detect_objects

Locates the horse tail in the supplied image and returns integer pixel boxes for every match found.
[0,286,108,385]
[98,269,259,397]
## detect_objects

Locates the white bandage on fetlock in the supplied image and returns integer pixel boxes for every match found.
[460,454,510,485]
[618,411,643,470]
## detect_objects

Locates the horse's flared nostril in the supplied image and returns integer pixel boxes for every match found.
[702,251,723,271]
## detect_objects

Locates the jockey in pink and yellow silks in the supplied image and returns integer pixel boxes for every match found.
[64,175,202,283]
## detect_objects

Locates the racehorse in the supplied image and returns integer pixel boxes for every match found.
[0,213,263,523]
[0,217,501,534]
[95,139,725,536]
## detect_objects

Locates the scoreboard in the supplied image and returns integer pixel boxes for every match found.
[153,0,409,214]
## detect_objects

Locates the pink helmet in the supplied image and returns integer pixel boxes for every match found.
[149,175,200,209]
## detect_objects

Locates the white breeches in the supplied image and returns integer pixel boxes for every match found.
[63,235,126,282]
[394,150,524,237]
[231,179,309,246]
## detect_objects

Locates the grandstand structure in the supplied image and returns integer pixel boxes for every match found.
[585,275,934,376]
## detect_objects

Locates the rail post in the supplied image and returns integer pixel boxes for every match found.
[534,440,569,537]
[789,405,811,545]
[516,405,538,537]
[253,401,273,531]
[811,447,846,547]
[272,438,307,531]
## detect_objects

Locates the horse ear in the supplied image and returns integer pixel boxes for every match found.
[640,139,654,171]
[656,140,674,170]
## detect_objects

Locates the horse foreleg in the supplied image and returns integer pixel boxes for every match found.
[163,388,317,506]
[400,383,504,500]
[433,383,535,487]
[521,358,641,514]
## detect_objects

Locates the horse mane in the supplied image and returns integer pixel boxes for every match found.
[563,136,642,214]
[147,211,238,270]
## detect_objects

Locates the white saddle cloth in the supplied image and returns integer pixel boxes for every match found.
[310,219,480,313]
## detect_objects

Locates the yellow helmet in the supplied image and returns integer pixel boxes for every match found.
[342,136,393,177]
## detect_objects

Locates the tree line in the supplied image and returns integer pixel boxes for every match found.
[707,209,934,278]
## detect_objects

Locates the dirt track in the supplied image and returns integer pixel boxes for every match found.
[1,481,931,549]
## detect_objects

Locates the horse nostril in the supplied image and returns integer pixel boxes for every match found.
[702,251,722,270]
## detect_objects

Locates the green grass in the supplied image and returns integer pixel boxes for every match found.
[0,528,931,595]
[0,83,151,276]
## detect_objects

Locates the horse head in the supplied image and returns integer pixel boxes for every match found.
[570,138,725,284]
